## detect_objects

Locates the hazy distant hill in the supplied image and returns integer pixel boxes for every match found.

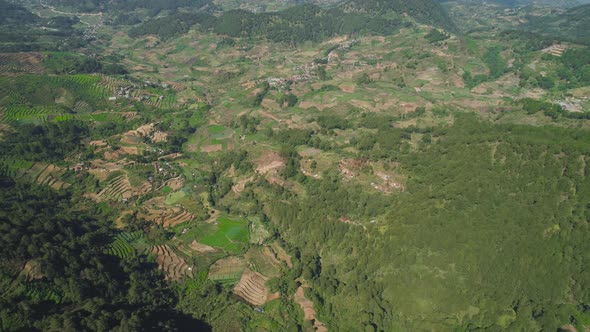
[42,0,213,14]
[344,0,456,31]
[0,0,39,25]
[129,0,455,42]
[438,0,589,7]
[522,4,590,45]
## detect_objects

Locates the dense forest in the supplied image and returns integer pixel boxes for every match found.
[42,0,214,14]
[523,4,590,45]
[266,114,590,330]
[0,183,210,330]
[0,0,85,52]
[129,4,412,43]
[128,0,455,43]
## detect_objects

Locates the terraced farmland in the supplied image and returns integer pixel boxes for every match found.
[105,232,141,259]
[0,105,63,123]
[0,160,34,178]
[208,256,246,284]
[233,268,273,306]
[97,174,134,200]
[34,164,69,190]
[151,245,194,281]
[0,53,45,74]
[24,283,61,304]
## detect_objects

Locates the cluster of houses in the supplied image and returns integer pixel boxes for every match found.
[109,80,170,102]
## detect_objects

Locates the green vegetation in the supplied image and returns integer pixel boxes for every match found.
[2,1,590,331]
[424,28,449,43]
[0,184,209,330]
[200,217,249,253]
[129,0,455,43]
[523,4,590,46]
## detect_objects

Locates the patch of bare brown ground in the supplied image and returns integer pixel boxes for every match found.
[158,153,182,160]
[189,240,216,253]
[151,245,193,281]
[200,144,223,153]
[232,176,254,194]
[339,84,356,93]
[89,140,108,147]
[163,176,184,191]
[21,260,43,281]
[294,286,328,332]
[151,131,168,143]
[233,268,277,306]
[138,197,194,227]
[118,146,140,155]
[256,151,285,174]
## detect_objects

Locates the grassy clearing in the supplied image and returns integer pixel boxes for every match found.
[200,216,249,253]
[208,125,226,134]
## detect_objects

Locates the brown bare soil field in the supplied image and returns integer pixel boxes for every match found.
[120,135,142,145]
[34,164,69,190]
[162,210,194,228]
[89,140,108,147]
[138,197,193,227]
[339,84,356,93]
[151,131,168,143]
[118,146,141,155]
[232,176,253,194]
[189,240,216,253]
[349,99,374,111]
[163,177,184,191]
[21,260,43,281]
[233,268,274,306]
[200,144,223,153]
[103,150,121,160]
[151,245,193,281]
[294,286,327,332]
[158,153,183,160]
[256,151,284,174]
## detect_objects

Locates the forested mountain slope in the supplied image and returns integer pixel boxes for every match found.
[128,0,454,43]
[522,4,590,45]
[1,0,590,330]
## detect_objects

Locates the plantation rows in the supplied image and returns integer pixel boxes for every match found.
[0,75,110,110]
[97,174,133,200]
[24,283,61,304]
[0,105,63,122]
[162,210,194,228]
[233,270,269,306]
[105,232,142,259]
[0,53,45,74]
[35,164,69,190]
[151,245,193,280]
[0,160,34,178]
[169,243,193,262]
